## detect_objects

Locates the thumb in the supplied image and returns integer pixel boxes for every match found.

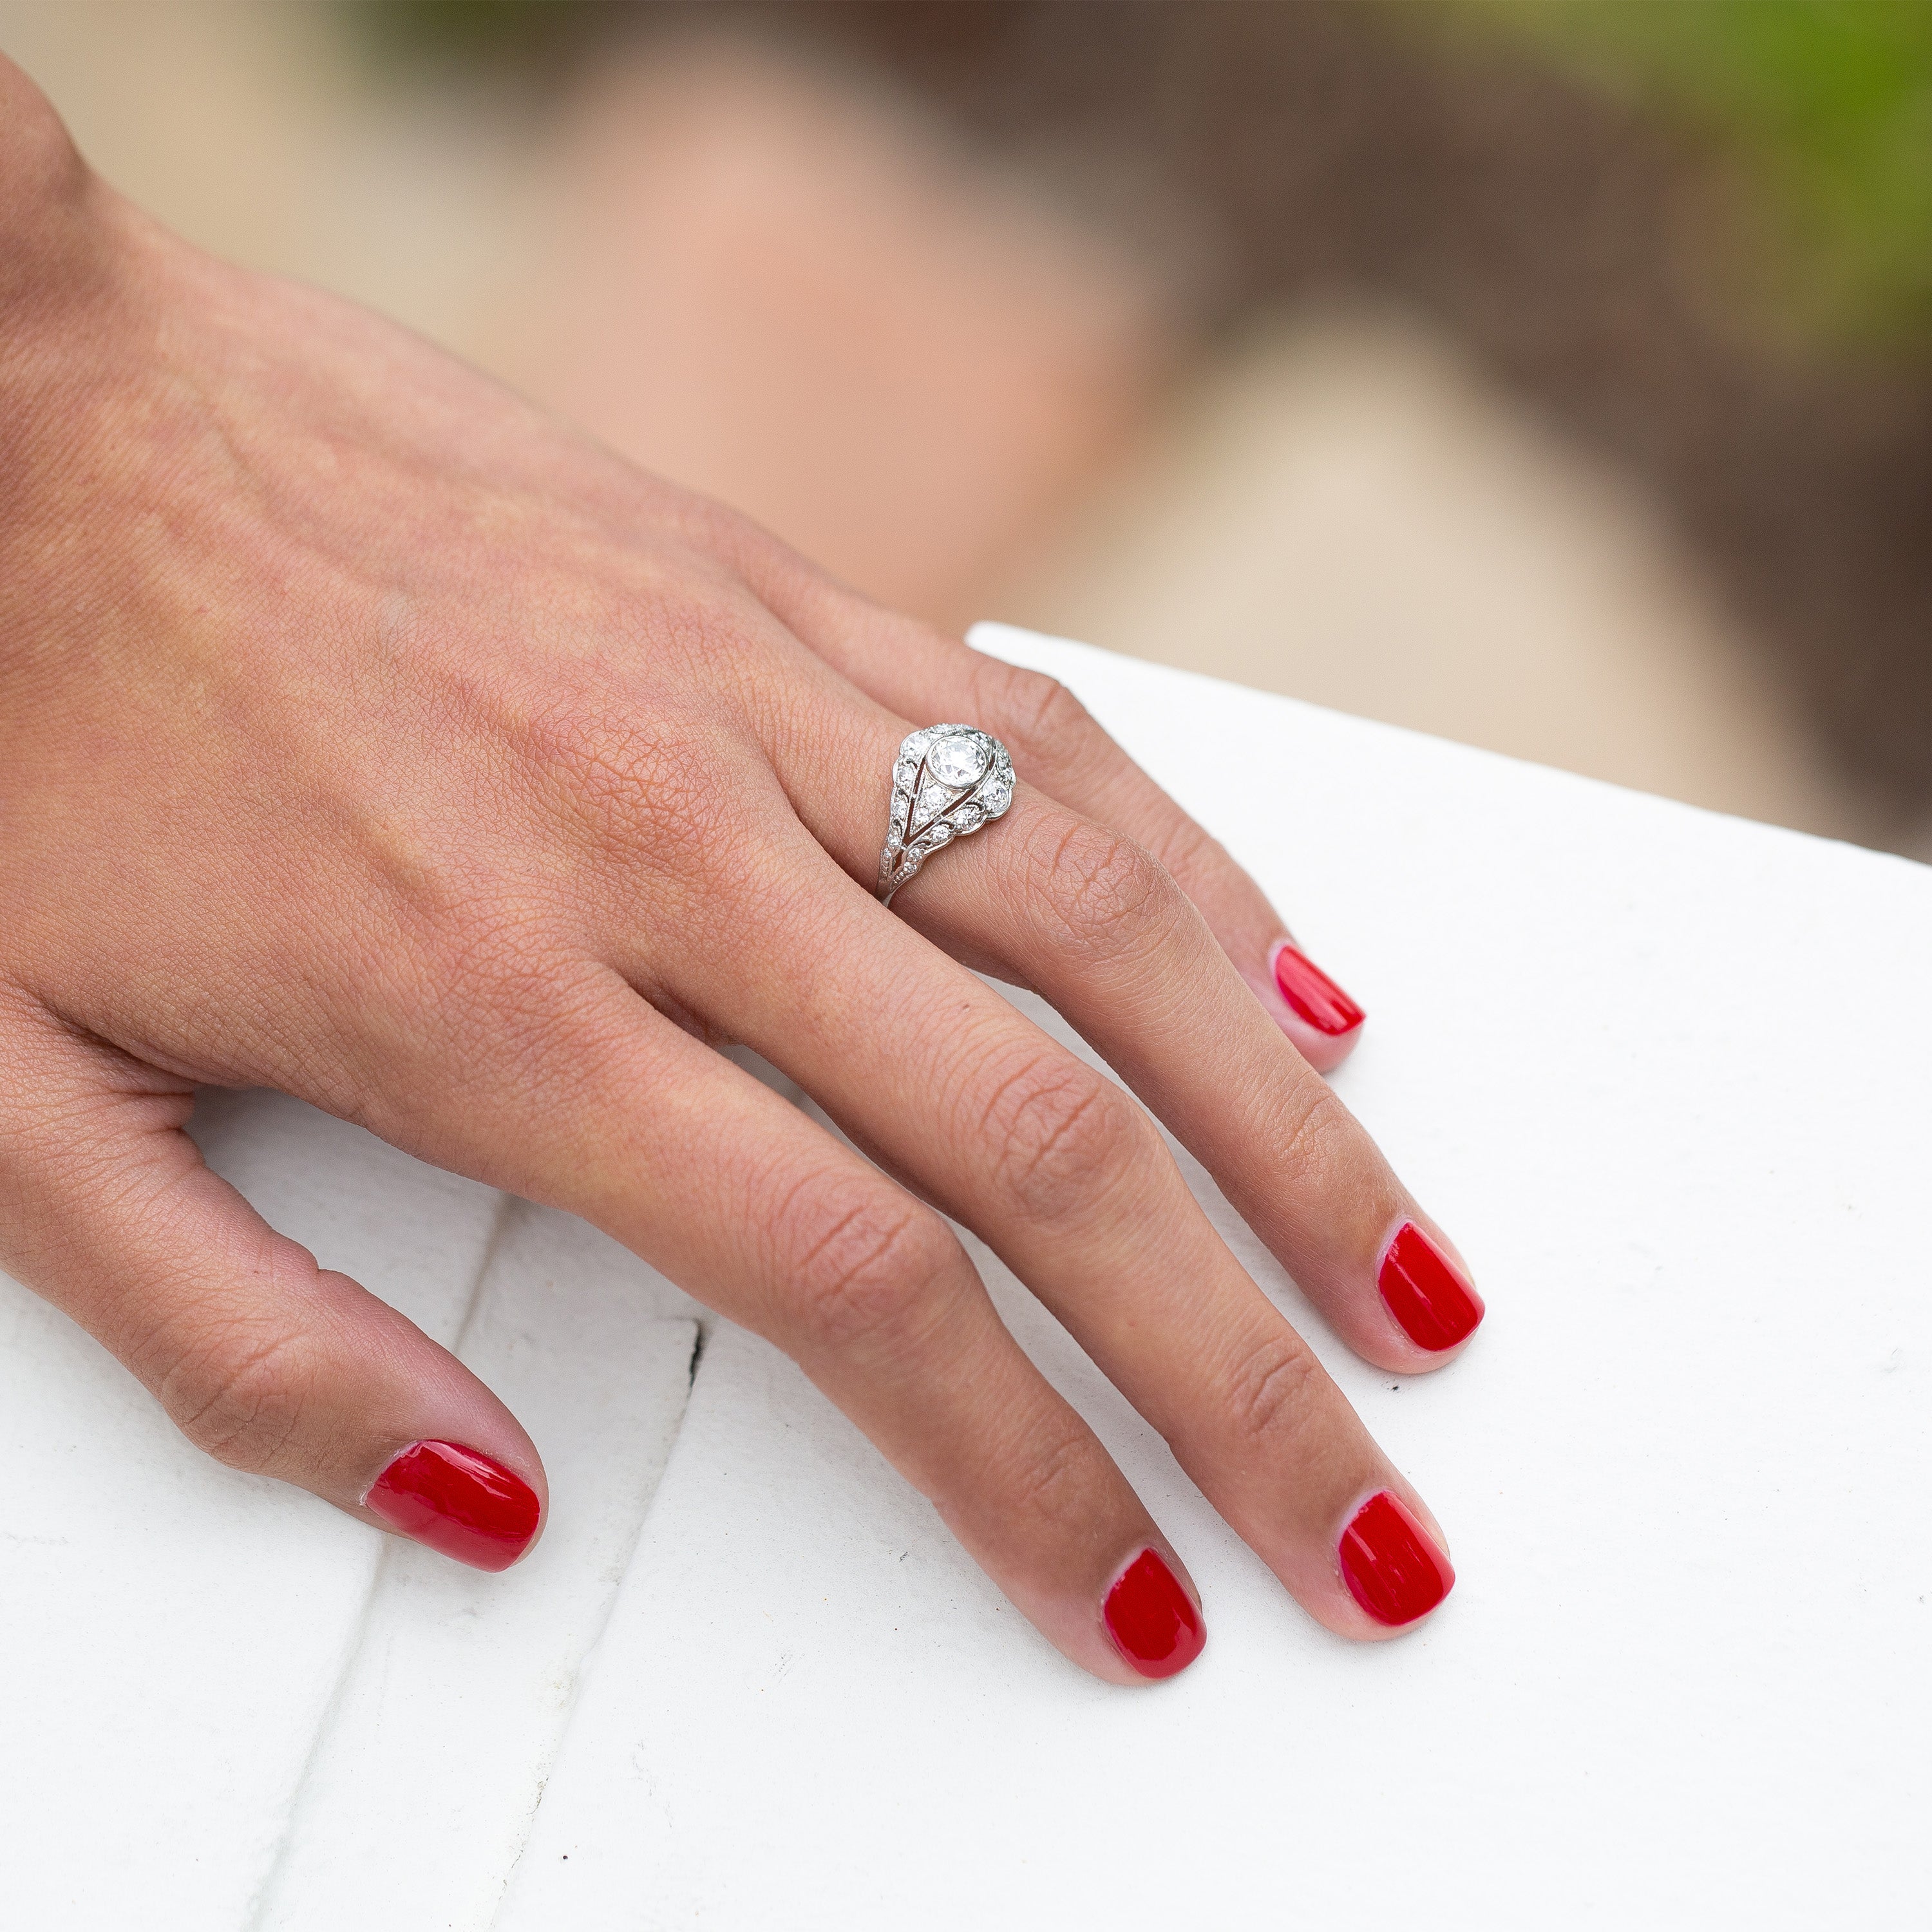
[0,996,545,1571]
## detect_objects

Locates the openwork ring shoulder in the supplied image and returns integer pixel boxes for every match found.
[876,724,1016,907]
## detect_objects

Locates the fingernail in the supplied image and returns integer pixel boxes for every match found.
[1378,1220,1485,1352]
[1271,940,1365,1036]
[1103,1547,1206,1680]
[365,1440,541,1573]
[1338,1491,1454,1627]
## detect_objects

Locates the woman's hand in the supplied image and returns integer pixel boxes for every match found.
[0,64,1481,1683]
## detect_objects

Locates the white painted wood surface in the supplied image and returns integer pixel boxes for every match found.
[4,627,1927,1927]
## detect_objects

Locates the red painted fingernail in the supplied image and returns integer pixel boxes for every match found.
[1103,1548,1206,1680]
[1339,1491,1454,1627]
[365,1440,541,1573]
[1272,941,1365,1036]
[1378,1220,1485,1352]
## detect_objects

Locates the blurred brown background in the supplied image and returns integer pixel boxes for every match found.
[6,0,1929,856]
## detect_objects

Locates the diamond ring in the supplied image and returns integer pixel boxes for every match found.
[876,724,1016,907]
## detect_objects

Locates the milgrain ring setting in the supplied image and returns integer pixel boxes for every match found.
[876,723,1016,906]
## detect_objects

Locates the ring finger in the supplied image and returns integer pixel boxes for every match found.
[746,568,1370,1071]
[649,826,1456,1640]
[795,696,1485,1378]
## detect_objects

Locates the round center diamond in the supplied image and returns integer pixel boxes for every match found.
[927,734,988,788]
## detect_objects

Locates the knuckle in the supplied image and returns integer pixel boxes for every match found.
[1223,1332,1325,1454]
[520,699,742,873]
[1138,809,1227,891]
[1023,817,1175,960]
[981,1053,1147,1224]
[5,84,88,211]
[1271,1079,1352,1191]
[981,663,1099,768]
[786,1187,959,1356]
[661,492,804,591]
[669,491,760,562]
[1007,1417,1100,1535]
[156,1304,319,1476]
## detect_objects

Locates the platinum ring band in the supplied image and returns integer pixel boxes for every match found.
[876,724,1016,907]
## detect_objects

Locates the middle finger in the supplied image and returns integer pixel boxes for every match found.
[650,829,1455,1640]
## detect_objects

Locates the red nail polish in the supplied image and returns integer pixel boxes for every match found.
[365,1440,541,1573]
[1103,1548,1206,1680]
[1378,1220,1484,1352]
[1339,1491,1454,1627]
[1272,942,1365,1036]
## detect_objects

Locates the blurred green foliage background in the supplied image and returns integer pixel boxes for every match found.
[1474,0,1932,350]
[359,0,1932,355]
